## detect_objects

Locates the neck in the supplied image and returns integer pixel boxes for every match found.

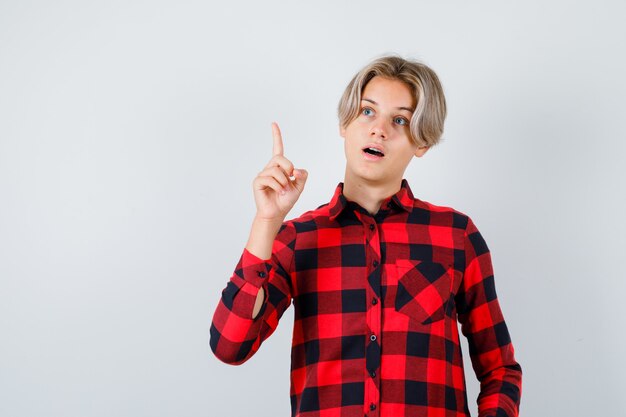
[342,176,403,216]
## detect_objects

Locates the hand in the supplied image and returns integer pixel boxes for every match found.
[252,122,308,222]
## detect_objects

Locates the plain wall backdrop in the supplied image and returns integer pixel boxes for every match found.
[1,1,625,416]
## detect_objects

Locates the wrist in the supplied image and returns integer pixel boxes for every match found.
[246,216,285,260]
[252,214,285,228]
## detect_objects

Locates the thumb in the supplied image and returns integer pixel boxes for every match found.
[292,168,308,193]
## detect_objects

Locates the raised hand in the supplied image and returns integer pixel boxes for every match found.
[252,122,308,222]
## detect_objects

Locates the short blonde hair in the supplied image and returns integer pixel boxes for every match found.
[337,54,447,148]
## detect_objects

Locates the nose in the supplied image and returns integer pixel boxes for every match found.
[369,119,389,140]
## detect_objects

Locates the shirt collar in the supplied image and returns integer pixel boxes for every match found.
[328,178,415,221]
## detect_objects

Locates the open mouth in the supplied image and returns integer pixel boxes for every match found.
[363,147,385,158]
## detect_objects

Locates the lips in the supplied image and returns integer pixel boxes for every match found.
[362,144,385,157]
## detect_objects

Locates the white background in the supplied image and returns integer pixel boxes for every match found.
[1,1,625,416]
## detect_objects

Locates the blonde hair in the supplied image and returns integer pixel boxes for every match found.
[337,54,447,148]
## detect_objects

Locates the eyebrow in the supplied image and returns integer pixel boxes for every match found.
[361,98,414,113]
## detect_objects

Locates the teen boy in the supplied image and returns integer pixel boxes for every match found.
[210,55,522,417]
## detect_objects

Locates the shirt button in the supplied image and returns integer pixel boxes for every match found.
[370,334,377,342]
[371,298,378,305]
[370,370,376,378]
[373,260,379,267]
[257,271,266,277]
[370,403,376,411]
[369,224,375,231]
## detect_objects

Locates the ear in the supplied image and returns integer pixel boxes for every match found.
[339,125,345,138]
[414,146,430,158]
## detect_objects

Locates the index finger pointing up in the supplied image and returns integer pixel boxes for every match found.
[272,122,284,156]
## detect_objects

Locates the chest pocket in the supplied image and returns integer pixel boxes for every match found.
[394,259,453,325]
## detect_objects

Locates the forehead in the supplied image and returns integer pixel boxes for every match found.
[362,76,415,108]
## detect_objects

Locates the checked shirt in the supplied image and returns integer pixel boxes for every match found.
[210,179,522,417]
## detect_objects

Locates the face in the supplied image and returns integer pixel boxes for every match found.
[340,76,429,187]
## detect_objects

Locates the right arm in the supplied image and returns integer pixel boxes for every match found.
[209,218,296,365]
[209,122,308,365]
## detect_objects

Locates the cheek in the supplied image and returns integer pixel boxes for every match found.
[344,138,353,156]
[394,147,416,165]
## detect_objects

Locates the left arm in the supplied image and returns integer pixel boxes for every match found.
[455,215,523,417]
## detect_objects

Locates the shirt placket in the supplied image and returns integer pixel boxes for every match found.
[362,215,382,417]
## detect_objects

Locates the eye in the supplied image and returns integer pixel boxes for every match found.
[361,107,374,116]
[394,116,409,126]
